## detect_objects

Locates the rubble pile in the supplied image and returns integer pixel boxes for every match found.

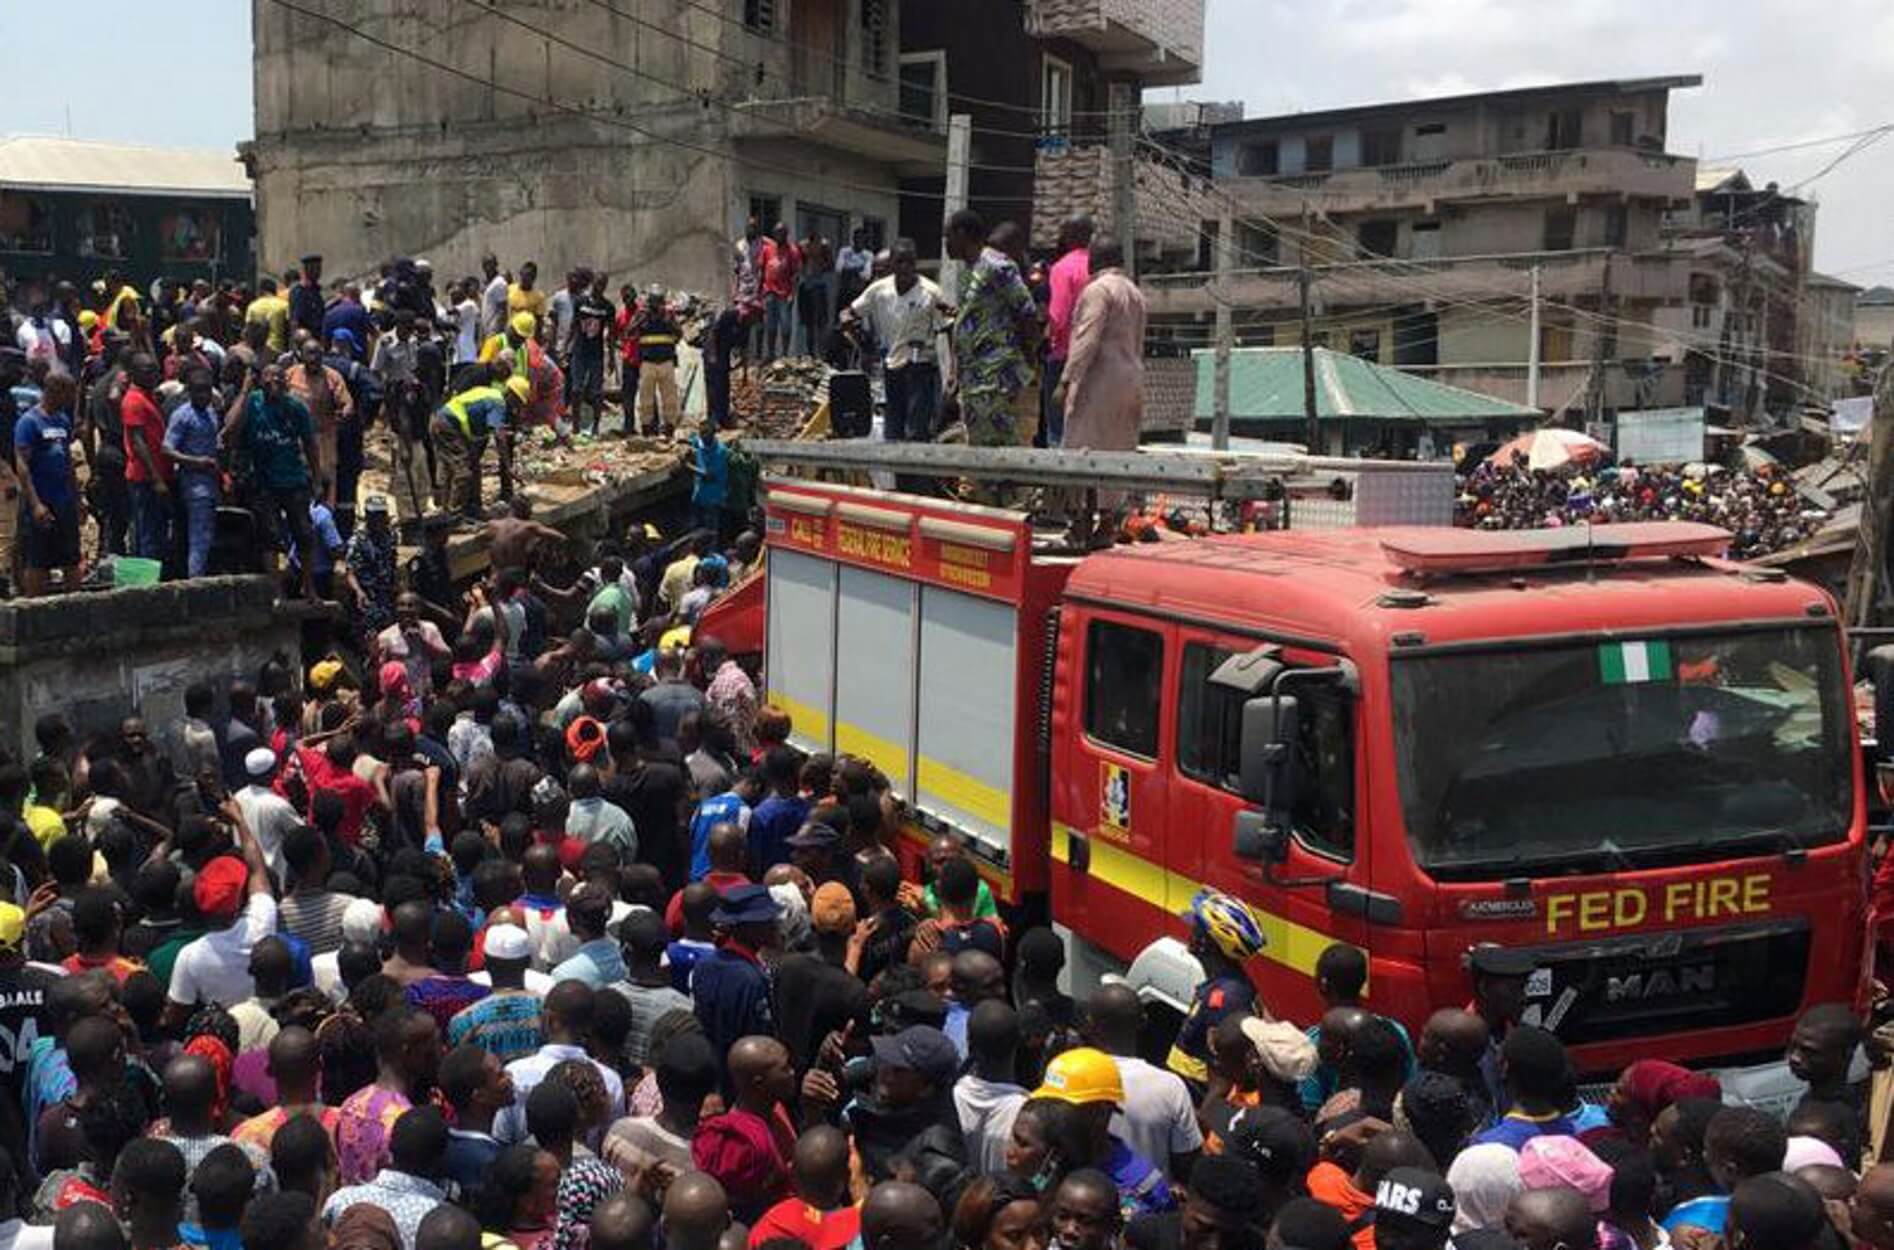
[358,425,682,514]
[731,356,832,439]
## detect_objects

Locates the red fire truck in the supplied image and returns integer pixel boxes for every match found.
[704,457,1868,1087]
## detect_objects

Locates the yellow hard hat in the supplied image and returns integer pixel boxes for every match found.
[78,310,99,331]
[1031,1046,1124,1107]
[504,375,532,405]
[509,311,537,338]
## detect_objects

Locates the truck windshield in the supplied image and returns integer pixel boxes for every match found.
[1391,627,1852,880]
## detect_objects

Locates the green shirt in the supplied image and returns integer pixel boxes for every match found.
[924,878,998,919]
[241,392,315,491]
[587,582,634,636]
[147,927,206,993]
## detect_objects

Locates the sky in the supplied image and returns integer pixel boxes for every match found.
[3,0,1890,286]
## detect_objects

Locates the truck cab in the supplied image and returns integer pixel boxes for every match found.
[1051,521,1865,1080]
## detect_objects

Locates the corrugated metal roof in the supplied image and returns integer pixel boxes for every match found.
[1695,166,1746,194]
[0,136,250,200]
[1190,347,1539,424]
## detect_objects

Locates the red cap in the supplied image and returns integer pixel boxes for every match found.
[194,856,248,919]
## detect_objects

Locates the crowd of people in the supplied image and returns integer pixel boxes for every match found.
[0,252,735,598]
[1454,458,1824,560]
[0,555,1887,1250]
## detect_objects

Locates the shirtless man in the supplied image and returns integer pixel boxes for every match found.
[485,496,566,570]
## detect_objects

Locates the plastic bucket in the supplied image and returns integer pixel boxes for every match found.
[112,557,163,587]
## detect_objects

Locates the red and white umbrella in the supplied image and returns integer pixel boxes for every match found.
[1487,428,1609,471]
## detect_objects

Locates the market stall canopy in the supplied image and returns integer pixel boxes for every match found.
[1487,428,1610,471]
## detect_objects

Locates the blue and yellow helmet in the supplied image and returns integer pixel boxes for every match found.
[1186,888,1267,961]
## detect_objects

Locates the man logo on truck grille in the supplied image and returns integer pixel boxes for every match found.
[1605,964,1714,1003]
[1101,762,1132,842]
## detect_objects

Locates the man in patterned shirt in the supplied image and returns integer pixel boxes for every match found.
[322,1106,453,1250]
[335,1005,442,1185]
[528,1079,624,1250]
[446,923,544,1064]
[944,208,1040,449]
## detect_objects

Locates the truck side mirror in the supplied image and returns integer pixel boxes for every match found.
[1238,693,1301,809]
[1233,809,1289,863]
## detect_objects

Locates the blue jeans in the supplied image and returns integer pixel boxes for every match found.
[1039,356,1066,448]
[764,294,794,361]
[884,363,941,442]
[179,474,218,578]
[129,481,172,563]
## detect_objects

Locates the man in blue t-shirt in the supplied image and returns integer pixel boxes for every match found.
[13,372,81,595]
[1470,1025,1578,1150]
[746,746,810,878]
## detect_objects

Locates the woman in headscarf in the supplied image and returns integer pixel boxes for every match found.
[1447,1141,1524,1234]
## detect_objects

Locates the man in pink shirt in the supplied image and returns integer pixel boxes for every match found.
[1042,214,1094,447]
[760,221,800,363]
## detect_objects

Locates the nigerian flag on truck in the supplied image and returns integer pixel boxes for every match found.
[1599,639,1672,684]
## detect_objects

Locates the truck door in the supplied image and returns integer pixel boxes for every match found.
[1167,631,1370,1028]
[1054,609,1176,959]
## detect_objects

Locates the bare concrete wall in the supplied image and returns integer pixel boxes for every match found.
[0,577,303,763]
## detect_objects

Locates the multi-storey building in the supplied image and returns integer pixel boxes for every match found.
[1144,76,1704,413]
[247,0,946,294]
[896,0,1208,269]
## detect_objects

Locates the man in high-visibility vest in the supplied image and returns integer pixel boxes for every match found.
[432,374,527,523]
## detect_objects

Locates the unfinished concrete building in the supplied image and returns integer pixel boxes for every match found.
[246,0,945,295]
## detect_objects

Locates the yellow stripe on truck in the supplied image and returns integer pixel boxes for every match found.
[765,690,831,748]
[835,720,911,790]
[917,757,1012,833]
[1051,821,1358,983]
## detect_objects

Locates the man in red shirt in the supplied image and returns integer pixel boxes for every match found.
[120,352,173,562]
[294,733,387,846]
[761,222,800,363]
[748,1125,860,1250]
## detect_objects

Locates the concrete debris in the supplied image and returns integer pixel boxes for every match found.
[731,356,833,439]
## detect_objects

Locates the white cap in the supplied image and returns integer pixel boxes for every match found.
[244,748,277,778]
[484,923,531,962]
[341,898,384,944]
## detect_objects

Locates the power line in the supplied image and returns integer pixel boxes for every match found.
[261,0,1037,206]
[1703,123,1894,163]
[572,0,1071,143]
[462,0,1048,178]
[668,0,1146,122]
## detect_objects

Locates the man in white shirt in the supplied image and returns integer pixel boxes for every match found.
[843,238,945,442]
[454,281,481,364]
[234,749,301,883]
[495,981,625,1144]
[1087,983,1203,1179]
[164,804,278,1024]
[480,254,510,341]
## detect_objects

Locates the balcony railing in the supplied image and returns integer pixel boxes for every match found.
[1024,0,1203,85]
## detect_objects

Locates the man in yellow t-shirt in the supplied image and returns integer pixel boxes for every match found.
[507,261,548,329]
[245,276,291,353]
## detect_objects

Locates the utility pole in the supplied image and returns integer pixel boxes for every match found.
[1299,261,1319,453]
[1527,263,1542,411]
[1585,259,1614,427]
[1212,206,1233,450]
[1108,85,1137,281]
[941,113,972,304]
